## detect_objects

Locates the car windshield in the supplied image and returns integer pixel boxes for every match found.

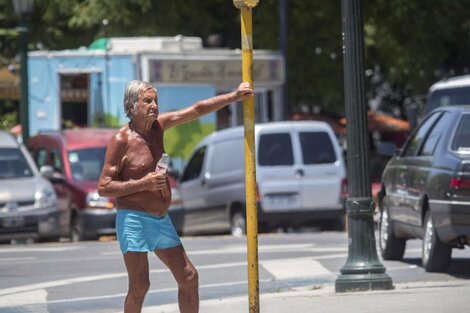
[451,114,470,152]
[68,148,106,181]
[0,148,34,179]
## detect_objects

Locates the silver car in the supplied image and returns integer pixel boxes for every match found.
[0,131,60,243]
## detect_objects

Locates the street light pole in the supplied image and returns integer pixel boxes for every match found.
[13,0,34,144]
[279,0,288,119]
[335,0,394,292]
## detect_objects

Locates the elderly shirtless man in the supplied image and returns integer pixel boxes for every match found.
[98,80,253,313]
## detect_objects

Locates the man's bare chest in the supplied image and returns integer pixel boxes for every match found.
[121,143,164,178]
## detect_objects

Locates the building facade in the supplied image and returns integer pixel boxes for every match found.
[28,36,285,170]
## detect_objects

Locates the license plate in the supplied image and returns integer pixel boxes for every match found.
[265,195,298,207]
[2,217,25,228]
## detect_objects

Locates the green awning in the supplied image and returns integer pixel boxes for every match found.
[88,38,109,50]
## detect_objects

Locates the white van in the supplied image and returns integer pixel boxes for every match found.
[179,121,347,236]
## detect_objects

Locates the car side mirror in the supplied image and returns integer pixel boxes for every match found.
[376,141,397,157]
[40,165,54,179]
[40,165,65,184]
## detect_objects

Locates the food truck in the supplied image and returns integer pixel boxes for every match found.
[27,36,285,170]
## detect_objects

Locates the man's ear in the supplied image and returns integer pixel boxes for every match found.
[130,102,138,114]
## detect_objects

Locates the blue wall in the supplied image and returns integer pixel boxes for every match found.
[27,52,218,170]
[157,85,216,124]
[28,53,135,135]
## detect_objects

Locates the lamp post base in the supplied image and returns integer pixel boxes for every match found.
[335,272,394,292]
[335,198,394,293]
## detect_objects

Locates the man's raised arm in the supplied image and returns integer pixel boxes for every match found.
[160,82,253,130]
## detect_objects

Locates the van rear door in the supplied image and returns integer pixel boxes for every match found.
[256,130,301,212]
[294,125,345,210]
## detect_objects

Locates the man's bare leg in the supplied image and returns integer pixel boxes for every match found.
[123,252,150,313]
[156,245,199,313]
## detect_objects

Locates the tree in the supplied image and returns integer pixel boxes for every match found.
[1,0,470,118]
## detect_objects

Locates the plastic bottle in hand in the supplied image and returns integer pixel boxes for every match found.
[156,153,169,174]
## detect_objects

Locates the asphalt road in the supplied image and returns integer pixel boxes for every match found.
[0,231,469,313]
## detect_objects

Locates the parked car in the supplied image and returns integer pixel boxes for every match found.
[425,75,470,115]
[27,128,184,241]
[179,121,347,236]
[377,106,470,272]
[0,131,60,243]
[403,75,470,130]
[28,129,118,241]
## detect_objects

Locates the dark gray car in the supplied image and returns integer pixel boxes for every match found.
[377,106,470,272]
[0,131,60,242]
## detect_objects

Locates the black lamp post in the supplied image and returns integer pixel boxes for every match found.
[13,0,34,144]
[335,0,393,292]
[279,0,288,119]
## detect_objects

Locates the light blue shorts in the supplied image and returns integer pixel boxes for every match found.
[116,209,182,254]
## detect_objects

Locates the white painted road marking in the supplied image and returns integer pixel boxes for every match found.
[262,257,333,279]
[0,246,83,253]
[0,261,250,297]
[0,289,48,312]
[0,252,419,310]
[186,244,347,256]
[48,279,272,305]
[0,257,35,262]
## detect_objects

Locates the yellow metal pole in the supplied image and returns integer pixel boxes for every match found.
[233,1,259,312]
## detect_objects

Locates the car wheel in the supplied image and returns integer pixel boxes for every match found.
[71,216,86,242]
[422,211,452,272]
[231,211,246,237]
[379,201,406,260]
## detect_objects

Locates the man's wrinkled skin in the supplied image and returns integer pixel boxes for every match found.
[98,81,253,313]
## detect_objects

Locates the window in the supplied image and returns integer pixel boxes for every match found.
[210,139,244,175]
[299,132,336,164]
[451,114,470,151]
[427,86,470,113]
[181,146,206,182]
[258,133,293,166]
[36,149,48,167]
[68,148,106,181]
[0,148,33,179]
[51,150,63,173]
[402,112,441,157]
[420,112,451,156]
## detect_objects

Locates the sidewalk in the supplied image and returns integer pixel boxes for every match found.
[145,280,470,313]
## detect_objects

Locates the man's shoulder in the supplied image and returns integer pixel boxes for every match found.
[111,124,130,147]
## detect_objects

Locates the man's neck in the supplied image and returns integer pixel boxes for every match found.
[130,118,153,135]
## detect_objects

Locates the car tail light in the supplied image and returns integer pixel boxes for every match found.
[171,187,182,206]
[256,183,261,202]
[450,177,470,190]
[341,178,348,198]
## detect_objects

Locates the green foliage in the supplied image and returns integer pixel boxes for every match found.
[2,0,470,117]
[0,111,17,130]
[164,120,215,161]
[90,113,121,128]
[363,0,470,93]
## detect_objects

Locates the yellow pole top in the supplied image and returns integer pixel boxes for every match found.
[233,0,259,9]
